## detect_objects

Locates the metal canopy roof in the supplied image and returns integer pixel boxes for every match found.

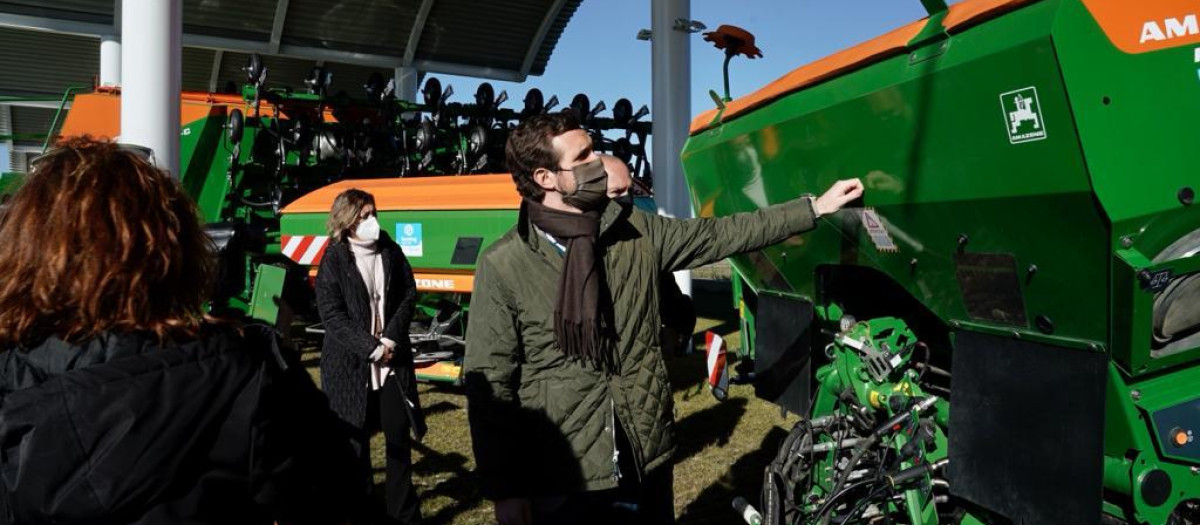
[0,0,581,150]
[0,0,580,82]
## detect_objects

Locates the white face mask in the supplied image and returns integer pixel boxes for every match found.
[354,215,381,242]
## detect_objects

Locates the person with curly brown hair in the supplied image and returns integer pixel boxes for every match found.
[0,138,359,525]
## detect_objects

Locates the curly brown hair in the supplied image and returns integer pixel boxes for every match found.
[504,112,581,201]
[0,137,214,345]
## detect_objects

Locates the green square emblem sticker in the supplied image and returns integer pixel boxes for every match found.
[999,86,1047,144]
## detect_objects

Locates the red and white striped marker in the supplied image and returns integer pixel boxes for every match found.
[705,331,730,400]
[281,235,330,266]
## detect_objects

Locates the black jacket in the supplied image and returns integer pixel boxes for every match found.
[314,232,425,437]
[0,324,360,525]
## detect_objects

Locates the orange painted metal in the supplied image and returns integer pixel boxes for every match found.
[413,272,476,293]
[280,174,521,214]
[414,360,462,383]
[689,0,1040,135]
[309,265,477,292]
[58,90,340,142]
[1081,0,1200,54]
[59,92,235,140]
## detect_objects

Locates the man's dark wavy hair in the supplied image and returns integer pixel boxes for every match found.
[504,112,581,201]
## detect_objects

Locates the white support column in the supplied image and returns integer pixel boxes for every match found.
[11,146,39,173]
[100,0,121,86]
[120,0,181,176]
[394,66,419,103]
[208,50,224,92]
[0,105,13,173]
[651,0,693,296]
[100,35,121,86]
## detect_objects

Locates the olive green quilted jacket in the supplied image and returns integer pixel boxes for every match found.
[464,197,815,499]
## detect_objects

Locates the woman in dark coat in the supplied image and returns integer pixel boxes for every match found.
[315,188,426,525]
[0,139,359,525]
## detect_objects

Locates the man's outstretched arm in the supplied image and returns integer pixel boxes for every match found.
[648,178,864,273]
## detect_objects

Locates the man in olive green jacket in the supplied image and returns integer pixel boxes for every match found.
[464,113,863,525]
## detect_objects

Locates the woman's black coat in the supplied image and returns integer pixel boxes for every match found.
[0,325,361,525]
[314,232,425,438]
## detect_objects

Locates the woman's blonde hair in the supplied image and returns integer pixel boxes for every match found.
[326,189,376,243]
[0,137,214,345]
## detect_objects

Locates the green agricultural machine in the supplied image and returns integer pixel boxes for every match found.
[682,0,1200,524]
[26,55,654,382]
[275,175,659,383]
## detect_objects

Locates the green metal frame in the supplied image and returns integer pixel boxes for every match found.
[684,0,1200,522]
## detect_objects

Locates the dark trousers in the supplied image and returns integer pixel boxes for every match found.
[530,466,674,525]
[531,422,674,525]
[358,375,421,525]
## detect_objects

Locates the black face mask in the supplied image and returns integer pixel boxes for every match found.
[561,158,610,212]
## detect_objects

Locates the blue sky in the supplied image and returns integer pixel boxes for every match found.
[437,0,961,122]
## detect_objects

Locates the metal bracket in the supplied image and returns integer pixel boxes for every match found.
[673,18,707,33]
[909,38,950,64]
[907,0,950,63]
[919,0,949,16]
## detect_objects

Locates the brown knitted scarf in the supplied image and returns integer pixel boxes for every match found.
[525,199,615,369]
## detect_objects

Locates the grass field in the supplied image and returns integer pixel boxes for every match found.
[302,277,800,525]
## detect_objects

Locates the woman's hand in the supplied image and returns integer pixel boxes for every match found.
[379,337,397,364]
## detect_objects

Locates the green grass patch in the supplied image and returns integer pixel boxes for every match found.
[300,280,798,524]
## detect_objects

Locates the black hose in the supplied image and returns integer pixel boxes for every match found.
[915,341,931,383]
[819,437,877,525]
[809,479,874,525]
[779,420,810,480]
[835,485,889,525]
[761,468,781,525]
[913,362,951,378]
[238,196,278,208]
[764,420,809,525]
[921,383,951,398]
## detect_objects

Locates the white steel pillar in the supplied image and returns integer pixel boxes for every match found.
[394,66,419,103]
[100,0,121,87]
[0,105,13,173]
[120,0,181,176]
[100,35,121,86]
[651,0,693,296]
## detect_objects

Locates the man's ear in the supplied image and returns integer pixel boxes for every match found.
[532,167,557,191]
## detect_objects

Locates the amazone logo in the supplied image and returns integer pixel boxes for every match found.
[417,278,458,290]
[1140,14,1198,44]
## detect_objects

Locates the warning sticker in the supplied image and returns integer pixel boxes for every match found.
[862,209,898,252]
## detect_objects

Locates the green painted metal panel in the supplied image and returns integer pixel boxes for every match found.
[377,209,517,270]
[249,263,287,324]
[179,114,235,224]
[281,208,518,272]
[1049,0,1200,377]
[0,172,24,200]
[681,1,1200,522]
[1052,0,1200,229]
[684,0,1109,344]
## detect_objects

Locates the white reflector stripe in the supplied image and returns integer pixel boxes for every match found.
[705,331,729,391]
[298,236,328,265]
[281,235,303,258]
